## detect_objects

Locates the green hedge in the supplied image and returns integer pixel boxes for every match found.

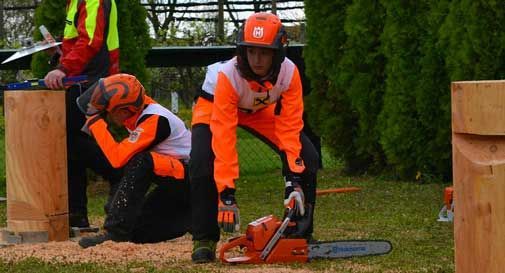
[304,0,355,172]
[337,0,386,173]
[440,1,505,81]
[414,0,452,181]
[116,0,151,85]
[304,0,505,181]
[31,0,66,78]
[378,1,425,179]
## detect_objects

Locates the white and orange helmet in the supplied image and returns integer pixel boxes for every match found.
[236,12,288,81]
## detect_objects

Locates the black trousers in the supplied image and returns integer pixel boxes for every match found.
[302,112,323,169]
[66,85,122,218]
[104,151,191,243]
[189,124,220,242]
[189,123,319,242]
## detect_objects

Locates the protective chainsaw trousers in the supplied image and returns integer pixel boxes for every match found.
[190,97,318,242]
[104,151,191,243]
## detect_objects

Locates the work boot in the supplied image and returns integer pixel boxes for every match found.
[69,213,90,228]
[78,231,128,248]
[191,240,217,263]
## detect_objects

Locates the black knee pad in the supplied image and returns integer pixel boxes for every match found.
[124,151,154,173]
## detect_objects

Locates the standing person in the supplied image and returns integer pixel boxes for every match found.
[44,0,120,228]
[190,12,319,263]
[76,74,192,247]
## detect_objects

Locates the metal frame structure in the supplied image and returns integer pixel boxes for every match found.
[0,44,304,70]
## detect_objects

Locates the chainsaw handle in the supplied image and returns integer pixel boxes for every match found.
[219,235,250,263]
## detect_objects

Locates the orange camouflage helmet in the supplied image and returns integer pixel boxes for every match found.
[77,73,145,116]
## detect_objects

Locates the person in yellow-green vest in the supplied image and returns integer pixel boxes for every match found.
[44,0,120,229]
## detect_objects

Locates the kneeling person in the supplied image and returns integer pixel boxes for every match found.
[77,74,192,248]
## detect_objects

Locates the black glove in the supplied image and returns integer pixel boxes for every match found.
[285,203,314,240]
[218,188,240,233]
[284,173,305,217]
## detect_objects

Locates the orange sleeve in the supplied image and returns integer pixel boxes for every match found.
[210,72,240,193]
[89,115,160,168]
[275,66,305,173]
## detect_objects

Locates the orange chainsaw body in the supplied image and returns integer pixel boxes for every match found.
[219,215,309,264]
[444,186,454,209]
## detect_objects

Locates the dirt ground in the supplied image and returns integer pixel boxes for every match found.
[0,235,192,265]
[0,235,326,273]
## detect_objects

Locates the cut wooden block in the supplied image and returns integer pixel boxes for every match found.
[452,81,505,273]
[452,80,505,135]
[4,90,68,242]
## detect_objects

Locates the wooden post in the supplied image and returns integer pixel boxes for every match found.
[3,90,68,242]
[217,0,224,43]
[0,0,4,41]
[271,0,277,14]
[452,80,505,273]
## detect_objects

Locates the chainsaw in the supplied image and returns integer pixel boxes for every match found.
[219,205,392,264]
[437,186,454,222]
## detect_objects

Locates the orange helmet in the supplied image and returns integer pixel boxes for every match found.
[237,12,287,49]
[236,13,288,82]
[77,73,145,116]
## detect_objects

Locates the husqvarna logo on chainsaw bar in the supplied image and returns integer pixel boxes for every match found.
[253,27,264,39]
[332,246,367,253]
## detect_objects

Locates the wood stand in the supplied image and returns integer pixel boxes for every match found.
[2,90,68,243]
[452,81,505,273]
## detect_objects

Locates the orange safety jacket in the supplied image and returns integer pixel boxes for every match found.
[59,0,120,83]
[88,97,191,179]
[208,57,305,193]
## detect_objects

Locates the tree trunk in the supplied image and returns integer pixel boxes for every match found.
[0,0,4,40]
[217,0,224,43]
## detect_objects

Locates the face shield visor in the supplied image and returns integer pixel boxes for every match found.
[76,79,110,116]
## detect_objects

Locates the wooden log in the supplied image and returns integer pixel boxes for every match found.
[452,81,505,273]
[316,187,361,196]
[452,80,505,135]
[4,90,68,242]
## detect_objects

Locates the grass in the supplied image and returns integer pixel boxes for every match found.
[0,161,455,272]
[0,105,454,272]
[235,170,454,272]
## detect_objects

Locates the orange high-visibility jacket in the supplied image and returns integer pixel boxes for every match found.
[60,0,119,82]
[89,97,191,173]
[208,57,304,193]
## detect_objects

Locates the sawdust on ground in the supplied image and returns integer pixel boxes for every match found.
[0,235,191,265]
[0,235,324,273]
